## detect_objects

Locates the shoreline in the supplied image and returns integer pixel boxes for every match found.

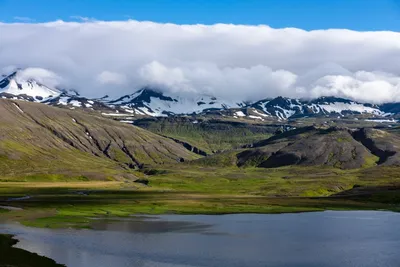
[1,205,397,230]
[0,233,65,267]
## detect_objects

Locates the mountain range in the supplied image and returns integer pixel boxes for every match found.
[1,69,399,121]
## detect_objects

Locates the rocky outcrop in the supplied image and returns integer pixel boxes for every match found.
[351,128,400,165]
[237,126,382,169]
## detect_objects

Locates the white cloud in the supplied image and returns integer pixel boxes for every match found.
[307,72,400,103]
[96,71,127,85]
[137,62,297,100]
[0,20,400,103]
[17,68,63,88]
[139,61,189,91]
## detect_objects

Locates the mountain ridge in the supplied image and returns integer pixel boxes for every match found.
[1,69,399,121]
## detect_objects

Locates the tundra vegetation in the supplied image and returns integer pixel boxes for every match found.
[0,99,400,230]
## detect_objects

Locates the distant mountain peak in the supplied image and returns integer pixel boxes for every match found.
[0,70,61,102]
[133,87,177,103]
[104,87,243,117]
[1,69,399,121]
[311,96,354,104]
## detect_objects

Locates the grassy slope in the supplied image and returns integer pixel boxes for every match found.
[0,99,198,181]
[134,118,275,153]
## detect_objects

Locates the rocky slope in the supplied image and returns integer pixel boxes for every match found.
[195,126,400,170]
[241,127,375,169]
[352,128,400,165]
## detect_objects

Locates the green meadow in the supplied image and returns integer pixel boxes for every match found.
[1,165,400,229]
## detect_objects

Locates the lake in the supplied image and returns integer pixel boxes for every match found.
[1,211,400,267]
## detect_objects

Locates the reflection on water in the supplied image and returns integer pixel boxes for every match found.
[90,216,214,234]
[0,205,23,211]
[1,211,400,267]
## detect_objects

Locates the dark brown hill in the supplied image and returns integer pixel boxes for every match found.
[195,126,400,170]
[237,127,376,169]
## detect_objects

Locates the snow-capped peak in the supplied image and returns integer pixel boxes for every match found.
[0,69,398,121]
[106,88,246,116]
[0,70,61,101]
[248,96,384,120]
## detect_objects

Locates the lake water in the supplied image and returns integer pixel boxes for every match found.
[1,211,400,267]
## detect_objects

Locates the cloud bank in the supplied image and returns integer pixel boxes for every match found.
[1,20,400,103]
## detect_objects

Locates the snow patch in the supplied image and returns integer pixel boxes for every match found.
[253,109,269,117]
[249,115,264,121]
[320,102,382,115]
[70,100,82,107]
[13,103,24,113]
[58,97,69,106]
[275,106,296,119]
[365,119,398,123]
[101,113,130,117]
[85,132,93,139]
[234,111,246,117]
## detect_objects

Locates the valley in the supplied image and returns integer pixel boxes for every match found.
[1,70,400,231]
[2,7,400,266]
[0,96,399,230]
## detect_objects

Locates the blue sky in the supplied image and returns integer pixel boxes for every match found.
[1,0,400,30]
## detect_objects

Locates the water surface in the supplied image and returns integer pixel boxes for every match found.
[1,211,400,267]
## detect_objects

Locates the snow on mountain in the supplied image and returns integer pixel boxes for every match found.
[0,70,113,111]
[107,88,247,116]
[44,92,114,111]
[0,71,61,101]
[0,70,396,120]
[250,96,384,120]
[309,97,383,116]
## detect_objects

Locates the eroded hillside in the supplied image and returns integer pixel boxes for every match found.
[0,99,198,180]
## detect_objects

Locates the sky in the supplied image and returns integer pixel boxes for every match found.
[1,0,400,30]
[1,0,400,103]
[0,0,400,31]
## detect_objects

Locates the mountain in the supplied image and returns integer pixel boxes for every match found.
[1,69,399,121]
[0,71,61,102]
[43,92,113,111]
[0,99,198,180]
[106,88,247,116]
[195,126,400,169]
[133,117,281,154]
[249,96,384,120]
[0,70,115,112]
